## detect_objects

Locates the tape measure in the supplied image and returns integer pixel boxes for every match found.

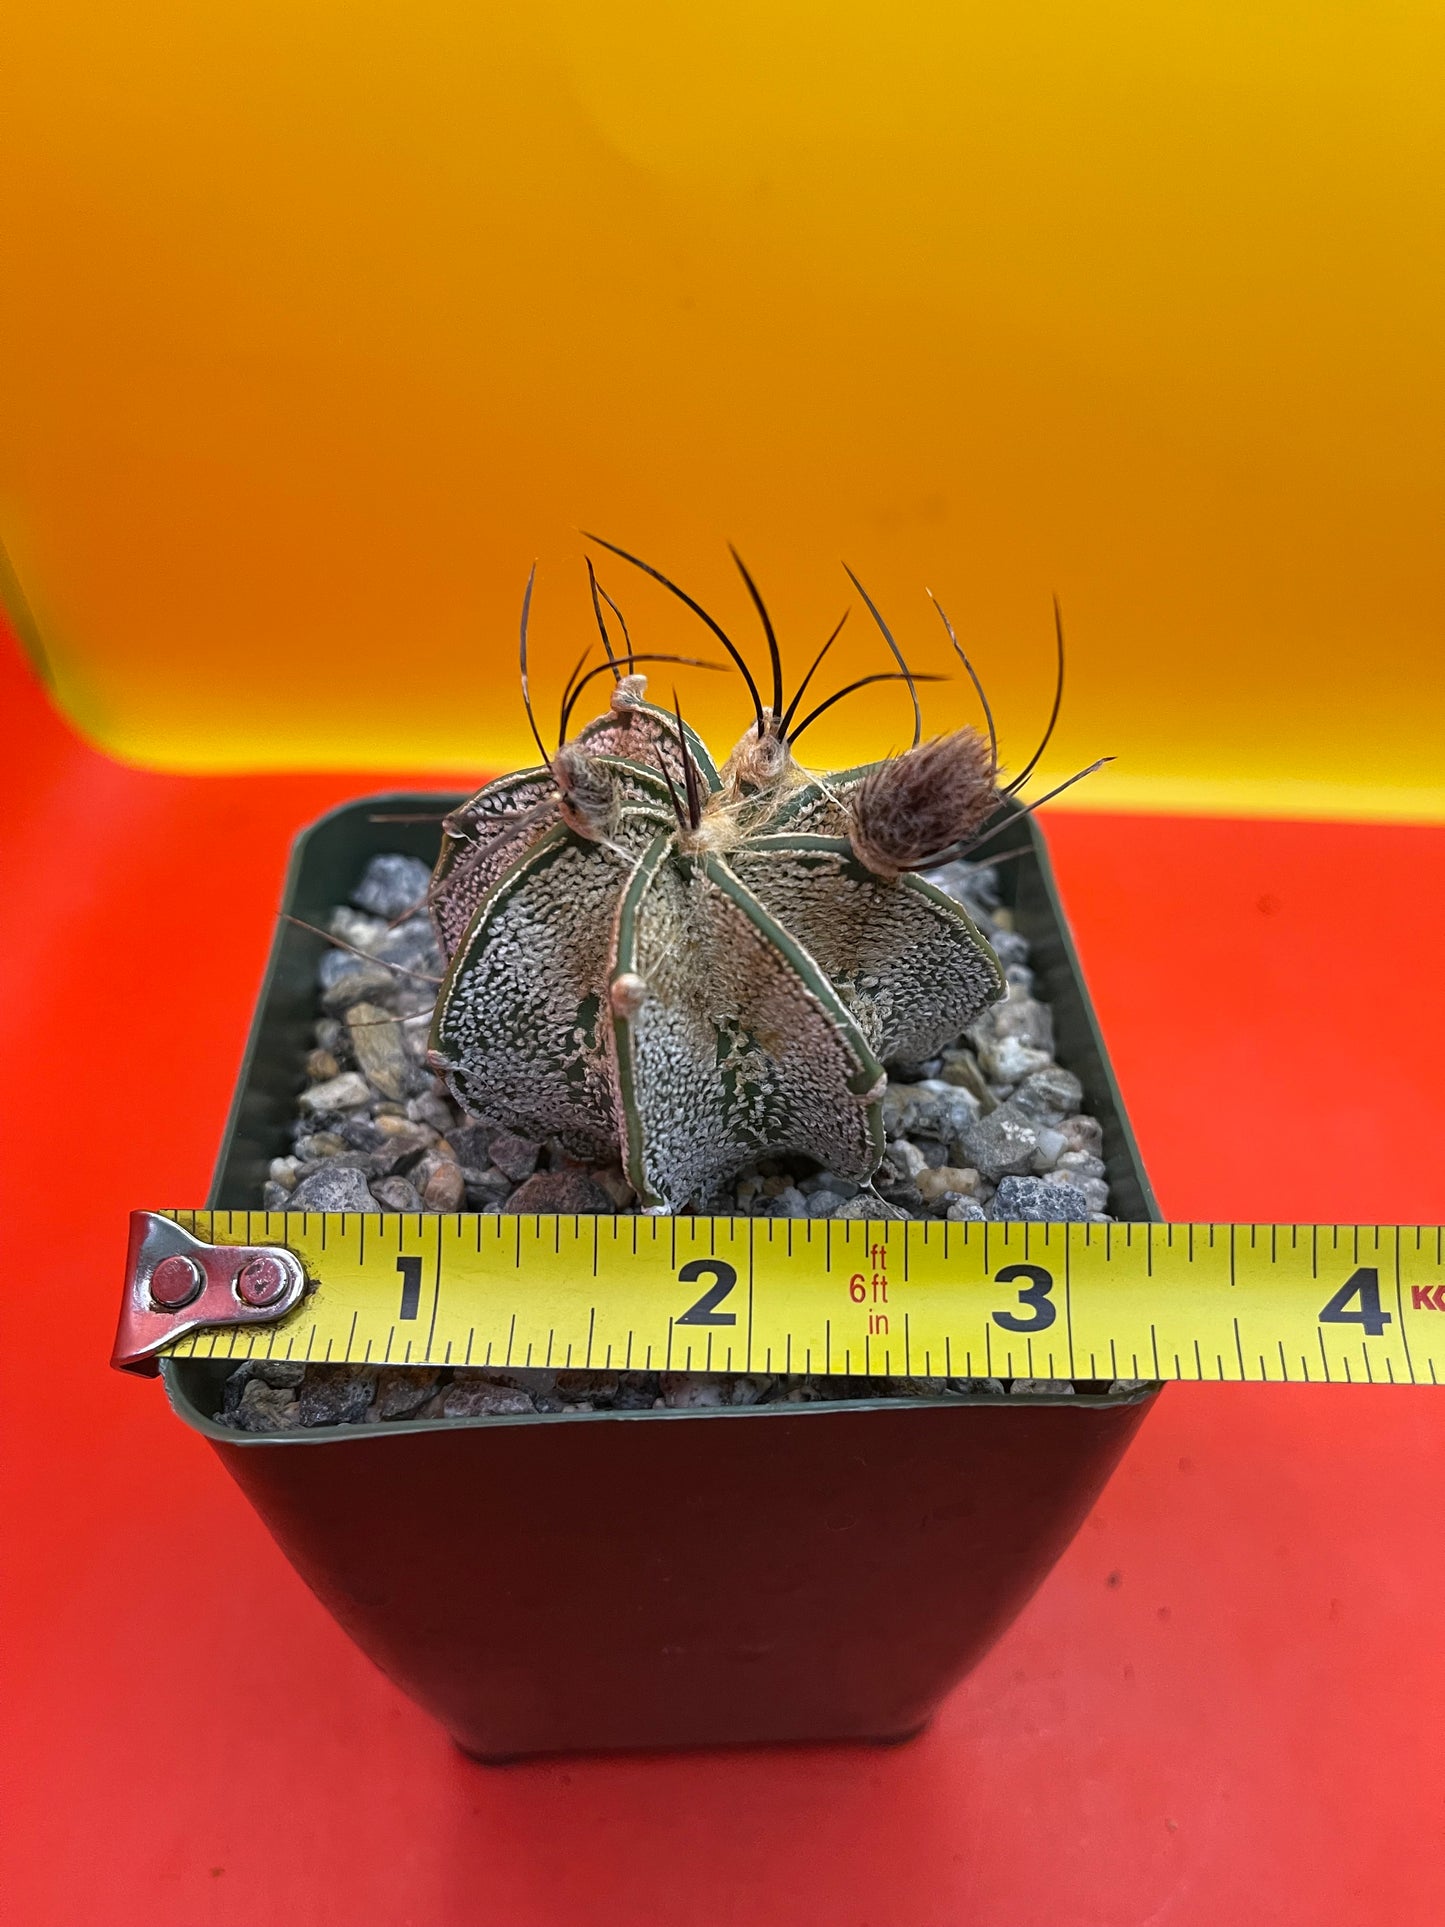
[112,1210,1445,1386]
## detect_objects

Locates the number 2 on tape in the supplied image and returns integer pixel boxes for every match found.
[675,1259,739,1328]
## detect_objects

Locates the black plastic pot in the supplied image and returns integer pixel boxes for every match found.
[164,793,1160,1760]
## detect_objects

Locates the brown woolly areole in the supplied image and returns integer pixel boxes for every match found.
[551,744,616,842]
[848,729,998,880]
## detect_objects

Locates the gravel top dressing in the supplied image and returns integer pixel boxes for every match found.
[219,851,1138,1432]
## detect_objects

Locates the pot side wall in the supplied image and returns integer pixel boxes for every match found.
[208,1395,1154,1758]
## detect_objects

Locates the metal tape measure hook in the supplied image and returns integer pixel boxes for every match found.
[112,1212,310,1375]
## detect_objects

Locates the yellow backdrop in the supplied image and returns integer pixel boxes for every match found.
[2,1,1442,815]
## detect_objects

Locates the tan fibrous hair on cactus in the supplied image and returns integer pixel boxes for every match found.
[719,711,795,802]
[848,728,998,880]
[426,546,1102,1210]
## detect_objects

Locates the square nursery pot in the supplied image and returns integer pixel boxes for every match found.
[163,792,1161,1760]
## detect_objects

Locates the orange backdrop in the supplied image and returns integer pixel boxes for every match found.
[2,0,1442,815]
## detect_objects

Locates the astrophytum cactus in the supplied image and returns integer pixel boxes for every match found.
[426,543,1092,1211]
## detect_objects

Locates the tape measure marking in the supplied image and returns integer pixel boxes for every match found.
[157,1212,1445,1386]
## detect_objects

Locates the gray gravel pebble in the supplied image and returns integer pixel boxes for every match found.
[232,1379,300,1431]
[882,1081,980,1144]
[298,1365,376,1427]
[319,956,400,1009]
[299,1071,372,1115]
[1012,1066,1085,1120]
[290,1165,376,1212]
[408,1089,458,1133]
[370,1175,424,1211]
[989,1174,1092,1222]
[938,1046,995,1109]
[1059,1114,1104,1156]
[969,994,1056,1085]
[757,1184,810,1218]
[887,1139,928,1181]
[448,1121,499,1167]
[945,1199,989,1222]
[488,1130,541,1182]
[223,1360,305,1417]
[296,1130,348,1160]
[346,1003,415,1102]
[834,1193,910,1221]
[955,1104,1040,1180]
[464,1166,516,1209]
[352,853,433,922]
[371,1367,442,1420]
[660,1374,729,1409]
[443,1381,537,1419]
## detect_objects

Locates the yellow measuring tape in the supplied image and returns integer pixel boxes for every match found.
[159,1211,1445,1386]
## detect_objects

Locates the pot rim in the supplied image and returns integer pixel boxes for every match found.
[163,1358,1160,1446]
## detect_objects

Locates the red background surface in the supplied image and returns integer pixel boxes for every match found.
[3,623,1443,1924]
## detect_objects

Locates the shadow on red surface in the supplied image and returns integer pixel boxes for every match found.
[3,622,1443,1926]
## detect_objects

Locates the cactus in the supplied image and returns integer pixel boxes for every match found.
[426,546,1092,1211]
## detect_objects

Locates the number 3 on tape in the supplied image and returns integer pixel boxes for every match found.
[992,1263,1057,1334]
